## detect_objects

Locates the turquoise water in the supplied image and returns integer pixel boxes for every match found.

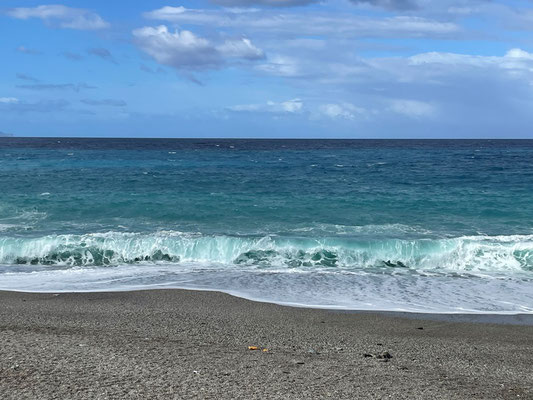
[1,138,532,313]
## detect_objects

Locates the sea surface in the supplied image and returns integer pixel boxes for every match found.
[1,138,532,313]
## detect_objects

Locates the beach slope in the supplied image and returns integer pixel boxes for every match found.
[0,289,532,399]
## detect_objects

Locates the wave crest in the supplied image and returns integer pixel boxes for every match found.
[0,231,532,273]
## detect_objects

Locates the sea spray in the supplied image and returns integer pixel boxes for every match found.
[0,232,531,274]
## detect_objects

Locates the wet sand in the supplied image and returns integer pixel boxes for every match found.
[0,289,532,399]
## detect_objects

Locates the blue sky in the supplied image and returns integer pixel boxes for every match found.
[1,0,533,138]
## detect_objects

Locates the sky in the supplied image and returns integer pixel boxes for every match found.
[1,0,533,138]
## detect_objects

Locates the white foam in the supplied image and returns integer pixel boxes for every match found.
[0,231,531,273]
[0,263,531,314]
[0,231,532,313]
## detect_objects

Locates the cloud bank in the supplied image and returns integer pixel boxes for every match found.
[6,5,109,30]
[143,6,460,38]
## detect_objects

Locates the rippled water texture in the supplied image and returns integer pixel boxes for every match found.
[1,138,532,313]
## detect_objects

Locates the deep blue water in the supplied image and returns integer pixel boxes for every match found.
[1,138,532,313]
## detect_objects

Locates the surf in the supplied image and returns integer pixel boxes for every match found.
[0,231,531,275]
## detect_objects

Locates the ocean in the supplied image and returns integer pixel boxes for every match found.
[1,138,532,313]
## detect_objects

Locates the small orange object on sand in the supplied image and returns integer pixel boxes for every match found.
[248,346,259,350]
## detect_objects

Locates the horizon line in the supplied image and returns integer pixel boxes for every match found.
[2,136,533,141]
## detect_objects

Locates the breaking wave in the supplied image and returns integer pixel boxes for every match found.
[0,231,532,274]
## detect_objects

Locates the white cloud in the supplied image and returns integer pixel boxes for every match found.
[6,5,109,30]
[239,46,533,138]
[133,26,219,69]
[409,51,499,67]
[409,48,533,68]
[279,98,303,112]
[404,48,533,84]
[0,97,19,104]
[210,0,318,6]
[506,48,533,61]
[504,48,533,76]
[143,7,460,38]
[133,25,264,70]
[319,103,368,120]
[228,98,435,121]
[217,38,264,60]
[228,98,303,113]
[255,55,303,77]
[144,6,187,20]
[254,48,533,88]
[389,99,436,118]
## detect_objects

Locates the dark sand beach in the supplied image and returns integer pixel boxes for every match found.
[1,289,532,399]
